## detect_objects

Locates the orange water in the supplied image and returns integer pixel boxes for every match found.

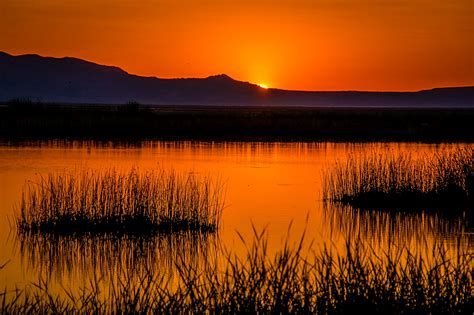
[0,141,472,290]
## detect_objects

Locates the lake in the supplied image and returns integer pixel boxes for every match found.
[0,141,472,292]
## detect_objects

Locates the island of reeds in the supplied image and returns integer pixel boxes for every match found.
[323,147,474,210]
[15,169,224,235]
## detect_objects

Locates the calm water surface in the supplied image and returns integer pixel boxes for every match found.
[0,141,472,290]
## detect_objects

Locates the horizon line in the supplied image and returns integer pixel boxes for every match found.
[1,50,473,94]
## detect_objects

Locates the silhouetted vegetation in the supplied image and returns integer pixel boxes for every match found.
[16,169,224,235]
[119,101,142,113]
[1,229,472,314]
[323,147,474,209]
[5,98,44,112]
[1,101,474,141]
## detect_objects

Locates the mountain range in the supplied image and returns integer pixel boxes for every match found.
[0,51,472,107]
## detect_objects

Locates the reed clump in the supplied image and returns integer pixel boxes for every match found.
[323,147,474,209]
[16,169,224,235]
[1,230,472,314]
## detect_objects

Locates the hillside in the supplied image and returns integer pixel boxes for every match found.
[1,51,472,107]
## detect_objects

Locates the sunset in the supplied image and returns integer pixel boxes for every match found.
[0,1,473,314]
[1,0,473,91]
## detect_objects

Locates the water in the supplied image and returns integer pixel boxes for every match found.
[0,141,472,291]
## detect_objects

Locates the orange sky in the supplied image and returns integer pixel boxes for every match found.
[0,0,473,91]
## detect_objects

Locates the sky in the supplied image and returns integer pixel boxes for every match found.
[0,0,473,91]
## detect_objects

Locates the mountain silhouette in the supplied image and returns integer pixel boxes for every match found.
[0,51,473,107]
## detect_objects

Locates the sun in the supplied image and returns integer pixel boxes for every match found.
[258,84,269,89]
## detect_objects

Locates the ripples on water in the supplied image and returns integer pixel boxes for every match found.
[0,141,472,293]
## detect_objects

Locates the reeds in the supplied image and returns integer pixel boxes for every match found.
[1,229,472,314]
[16,168,224,235]
[322,147,474,209]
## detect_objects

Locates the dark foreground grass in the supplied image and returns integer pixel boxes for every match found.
[1,229,472,314]
[16,169,224,235]
[323,147,474,210]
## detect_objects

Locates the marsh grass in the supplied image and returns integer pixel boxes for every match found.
[323,147,474,210]
[1,228,472,314]
[16,169,224,235]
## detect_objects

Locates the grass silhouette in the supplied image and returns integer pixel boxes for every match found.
[16,168,224,235]
[1,227,472,314]
[323,147,474,210]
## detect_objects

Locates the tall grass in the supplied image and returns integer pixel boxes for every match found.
[322,147,474,209]
[16,169,224,235]
[1,229,472,314]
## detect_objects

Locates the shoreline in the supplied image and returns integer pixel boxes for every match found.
[1,104,474,142]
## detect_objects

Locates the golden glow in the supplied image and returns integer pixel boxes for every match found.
[0,0,472,91]
[0,142,470,288]
[258,84,269,89]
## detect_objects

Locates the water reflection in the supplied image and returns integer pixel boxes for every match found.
[1,140,473,290]
[15,232,219,282]
[323,204,473,250]
[0,139,333,153]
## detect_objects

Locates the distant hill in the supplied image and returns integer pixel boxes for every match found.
[1,51,473,107]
